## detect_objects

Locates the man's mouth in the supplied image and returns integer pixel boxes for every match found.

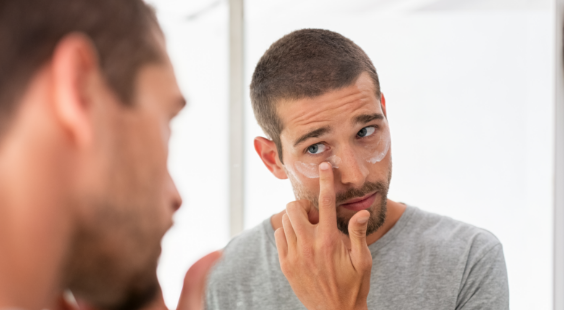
[339,192,378,212]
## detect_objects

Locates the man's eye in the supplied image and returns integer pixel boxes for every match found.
[307,143,326,154]
[357,126,376,138]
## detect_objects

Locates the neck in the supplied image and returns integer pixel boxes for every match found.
[0,98,73,310]
[271,199,406,247]
[364,200,406,246]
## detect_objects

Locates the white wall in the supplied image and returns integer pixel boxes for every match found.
[243,1,554,309]
[147,0,231,308]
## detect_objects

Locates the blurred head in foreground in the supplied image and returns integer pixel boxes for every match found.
[252,29,392,236]
[0,1,184,309]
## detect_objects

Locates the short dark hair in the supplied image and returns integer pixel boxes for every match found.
[0,0,162,135]
[250,29,381,163]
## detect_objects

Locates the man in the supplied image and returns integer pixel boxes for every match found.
[205,29,509,309]
[0,1,218,310]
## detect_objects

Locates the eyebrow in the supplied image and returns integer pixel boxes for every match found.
[353,113,384,125]
[293,126,331,147]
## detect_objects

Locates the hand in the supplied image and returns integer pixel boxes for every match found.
[274,162,372,310]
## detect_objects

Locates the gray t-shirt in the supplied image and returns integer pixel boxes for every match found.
[206,205,509,310]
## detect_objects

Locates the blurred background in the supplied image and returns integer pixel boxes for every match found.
[145,0,555,309]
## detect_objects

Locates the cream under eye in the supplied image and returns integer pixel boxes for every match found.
[307,143,326,154]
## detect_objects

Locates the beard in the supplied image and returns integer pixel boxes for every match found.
[336,181,388,236]
[65,194,164,310]
[288,166,392,236]
[64,135,169,310]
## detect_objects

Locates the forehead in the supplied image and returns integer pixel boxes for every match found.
[277,72,381,141]
[133,36,183,109]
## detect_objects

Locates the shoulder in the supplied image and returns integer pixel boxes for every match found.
[404,206,503,261]
[205,219,286,309]
[395,207,508,308]
[206,219,276,287]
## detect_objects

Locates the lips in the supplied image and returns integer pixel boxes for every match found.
[339,192,377,212]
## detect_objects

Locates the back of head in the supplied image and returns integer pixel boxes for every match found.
[0,1,166,309]
[250,29,381,161]
[0,0,161,136]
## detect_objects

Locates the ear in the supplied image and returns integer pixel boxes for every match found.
[51,33,101,148]
[254,137,288,179]
[381,92,387,117]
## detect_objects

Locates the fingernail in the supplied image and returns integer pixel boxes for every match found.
[319,162,330,170]
[357,217,369,224]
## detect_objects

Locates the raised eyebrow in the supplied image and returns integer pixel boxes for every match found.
[293,126,331,147]
[353,113,384,125]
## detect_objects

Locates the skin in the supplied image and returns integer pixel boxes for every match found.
[254,72,406,309]
[0,30,219,310]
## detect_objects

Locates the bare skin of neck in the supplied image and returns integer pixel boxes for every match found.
[0,69,74,310]
[271,199,406,250]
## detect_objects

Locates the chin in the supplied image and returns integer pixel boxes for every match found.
[337,198,387,236]
[67,228,163,310]
[80,255,161,310]
[104,274,160,310]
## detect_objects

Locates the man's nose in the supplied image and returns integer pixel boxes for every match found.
[167,172,182,212]
[336,148,369,187]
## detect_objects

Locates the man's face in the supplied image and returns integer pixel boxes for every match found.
[278,72,392,236]
[67,38,185,310]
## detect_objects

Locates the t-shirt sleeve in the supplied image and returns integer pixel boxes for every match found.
[205,281,220,310]
[456,244,509,310]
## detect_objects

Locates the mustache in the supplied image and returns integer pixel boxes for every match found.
[335,181,388,205]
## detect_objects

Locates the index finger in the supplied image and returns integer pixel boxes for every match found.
[318,162,337,231]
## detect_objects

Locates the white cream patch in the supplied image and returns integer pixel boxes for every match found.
[294,155,342,179]
[327,155,342,168]
[366,132,391,164]
[294,161,319,179]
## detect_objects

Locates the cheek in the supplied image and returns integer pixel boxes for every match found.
[294,161,320,178]
[124,114,171,207]
[285,164,321,196]
[137,114,169,165]
[366,148,392,182]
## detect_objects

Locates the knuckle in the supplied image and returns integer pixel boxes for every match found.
[320,236,335,248]
[279,260,292,276]
[351,229,365,238]
[359,253,373,271]
[297,200,311,211]
[321,246,333,260]
[362,260,373,273]
[320,196,334,206]
[286,203,298,214]
[315,242,333,260]
[287,254,300,268]
[299,238,312,248]
[300,246,315,261]
[274,228,285,239]
[285,202,296,212]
